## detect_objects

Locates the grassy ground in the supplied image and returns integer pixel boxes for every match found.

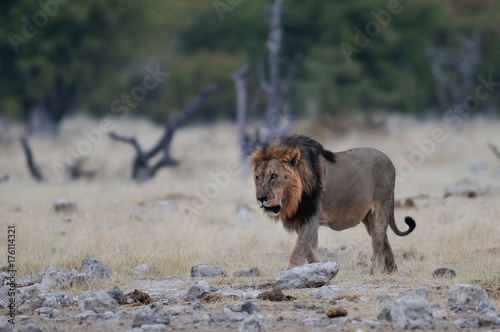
[0,115,499,308]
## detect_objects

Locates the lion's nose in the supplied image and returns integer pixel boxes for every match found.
[257,195,267,203]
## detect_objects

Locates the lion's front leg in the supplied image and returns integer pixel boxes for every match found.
[289,215,320,267]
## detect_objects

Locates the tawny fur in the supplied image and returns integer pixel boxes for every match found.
[250,134,416,273]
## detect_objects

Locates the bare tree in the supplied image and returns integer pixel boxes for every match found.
[110,84,217,181]
[427,30,482,113]
[20,137,43,181]
[233,0,301,163]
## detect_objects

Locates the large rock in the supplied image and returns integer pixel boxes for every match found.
[107,286,124,302]
[190,264,227,278]
[184,280,218,301]
[80,258,110,281]
[77,290,119,313]
[448,284,490,306]
[133,307,155,327]
[390,296,435,330]
[275,262,339,289]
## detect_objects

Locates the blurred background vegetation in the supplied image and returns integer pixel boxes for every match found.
[1,0,500,134]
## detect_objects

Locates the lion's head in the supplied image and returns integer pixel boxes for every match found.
[249,135,328,225]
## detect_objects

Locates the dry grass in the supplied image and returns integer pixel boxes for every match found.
[0,115,499,307]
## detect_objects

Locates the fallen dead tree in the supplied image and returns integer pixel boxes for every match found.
[110,84,217,181]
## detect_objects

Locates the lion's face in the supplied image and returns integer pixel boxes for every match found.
[250,147,303,219]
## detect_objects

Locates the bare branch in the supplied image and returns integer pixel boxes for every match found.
[20,137,43,181]
[110,84,217,181]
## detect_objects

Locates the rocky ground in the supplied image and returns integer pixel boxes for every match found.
[1,258,500,332]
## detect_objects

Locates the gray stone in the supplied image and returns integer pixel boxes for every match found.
[275,262,339,289]
[73,310,97,321]
[54,198,77,212]
[232,207,256,229]
[239,315,261,332]
[0,299,5,310]
[26,324,45,332]
[0,315,14,332]
[229,312,250,322]
[190,264,227,278]
[241,301,260,315]
[41,267,73,289]
[313,285,340,301]
[133,307,155,327]
[234,267,261,277]
[454,317,479,328]
[81,257,110,281]
[374,294,394,304]
[18,275,40,286]
[433,310,449,320]
[479,310,500,327]
[397,287,429,299]
[166,306,189,316]
[432,267,457,278]
[390,296,435,330]
[219,287,244,300]
[378,306,392,321]
[0,264,9,272]
[78,290,119,313]
[131,264,151,275]
[142,324,168,332]
[244,290,261,299]
[479,303,496,312]
[107,286,123,302]
[184,280,218,301]
[448,284,490,305]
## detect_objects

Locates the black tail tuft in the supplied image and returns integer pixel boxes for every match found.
[403,216,416,235]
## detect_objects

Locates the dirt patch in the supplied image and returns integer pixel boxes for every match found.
[326,307,348,318]
[330,294,359,304]
[258,287,296,302]
[119,289,151,305]
[200,293,225,303]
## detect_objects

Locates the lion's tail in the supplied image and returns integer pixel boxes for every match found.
[390,210,416,236]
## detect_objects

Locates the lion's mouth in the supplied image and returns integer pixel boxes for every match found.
[264,205,281,216]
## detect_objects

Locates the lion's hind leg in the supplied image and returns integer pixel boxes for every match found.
[363,203,397,274]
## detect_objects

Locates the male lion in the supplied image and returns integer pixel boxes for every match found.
[249,134,415,274]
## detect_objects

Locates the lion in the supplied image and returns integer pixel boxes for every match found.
[249,134,416,274]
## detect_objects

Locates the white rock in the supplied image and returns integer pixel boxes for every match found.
[131,264,151,275]
[448,284,490,306]
[184,280,218,301]
[80,257,110,281]
[190,264,226,278]
[54,198,77,212]
[390,296,435,330]
[275,262,339,289]
[78,290,119,313]
[313,285,340,301]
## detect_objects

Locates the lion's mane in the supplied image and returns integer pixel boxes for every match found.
[250,135,336,232]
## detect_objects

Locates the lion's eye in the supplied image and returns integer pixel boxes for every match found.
[271,174,277,180]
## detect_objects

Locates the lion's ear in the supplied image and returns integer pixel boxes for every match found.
[289,148,301,168]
